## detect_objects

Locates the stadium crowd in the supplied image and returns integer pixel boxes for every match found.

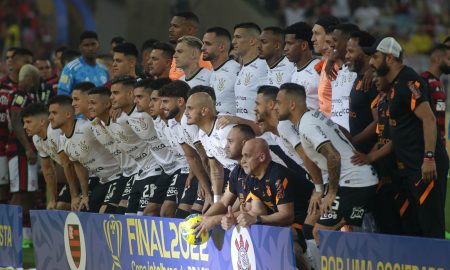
[0,10,449,270]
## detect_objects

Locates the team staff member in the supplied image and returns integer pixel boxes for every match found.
[148,42,174,80]
[57,31,109,96]
[347,31,378,153]
[369,37,449,238]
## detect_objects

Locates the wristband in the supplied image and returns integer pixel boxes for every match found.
[214,195,222,203]
[315,184,324,192]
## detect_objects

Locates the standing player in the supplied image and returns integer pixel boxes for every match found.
[57,31,109,96]
[175,36,211,87]
[202,27,240,115]
[285,22,321,110]
[111,42,139,79]
[148,42,174,80]
[259,27,294,87]
[346,31,378,154]
[276,82,378,244]
[421,44,450,145]
[48,95,121,213]
[21,103,79,211]
[369,37,449,238]
[168,12,212,80]
[232,22,268,121]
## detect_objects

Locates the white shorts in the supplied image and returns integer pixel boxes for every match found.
[8,155,38,193]
[0,156,8,185]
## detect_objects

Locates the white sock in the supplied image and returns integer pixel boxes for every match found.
[306,239,320,270]
[23,227,32,241]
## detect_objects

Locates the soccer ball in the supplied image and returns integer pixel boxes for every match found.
[181,214,210,245]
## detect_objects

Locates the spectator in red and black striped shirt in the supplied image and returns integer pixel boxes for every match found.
[421,44,450,144]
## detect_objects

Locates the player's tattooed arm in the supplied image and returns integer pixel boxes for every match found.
[317,142,341,192]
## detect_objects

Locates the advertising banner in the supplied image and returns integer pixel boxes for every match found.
[31,210,296,270]
[0,204,22,268]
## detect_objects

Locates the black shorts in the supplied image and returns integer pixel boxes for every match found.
[318,185,377,227]
[165,170,187,203]
[57,184,71,203]
[103,175,126,205]
[121,174,137,201]
[88,177,111,213]
[126,174,163,214]
[180,176,199,205]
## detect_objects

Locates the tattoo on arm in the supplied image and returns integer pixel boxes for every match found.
[318,142,341,191]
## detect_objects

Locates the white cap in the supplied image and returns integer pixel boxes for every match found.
[376,37,402,58]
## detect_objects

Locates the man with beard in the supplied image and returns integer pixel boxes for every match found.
[420,44,450,145]
[57,31,109,96]
[175,36,211,87]
[369,37,449,238]
[259,27,294,87]
[168,12,211,80]
[148,42,174,80]
[346,31,378,154]
[202,27,240,115]
[285,22,320,110]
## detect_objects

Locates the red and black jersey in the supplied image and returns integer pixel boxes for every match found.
[349,74,378,154]
[5,90,36,157]
[37,78,57,105]
[45,75,59,97]
[0,87,13,156]
[420,71,446,143]
[0,75,18,91]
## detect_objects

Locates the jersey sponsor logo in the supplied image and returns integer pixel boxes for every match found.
[60,75,69,83]
[64,213,86,270]
[0,95,8,105]
[231,227,256,270]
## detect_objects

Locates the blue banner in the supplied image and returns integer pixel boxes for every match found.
[30,210,296,270]
[0,204,22,267]
[319,230,450,270]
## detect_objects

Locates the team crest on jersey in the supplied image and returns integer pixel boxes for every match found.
[118,131,129,143]
[244,73,253,86]
[137,118,148,130]
[217,78,225,91]
[64,213,86,270]
[231,227,256,270]
[275,72,284,84]
[408,81,421,99]
[79,140,89,152]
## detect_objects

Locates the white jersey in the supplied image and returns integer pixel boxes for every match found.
[209,59,240,115]
[165,118,190,174]
[291,58,321,110]
[32,125,64,165]
[103,109,161,180]
[179,68,211,88]
[90,118,138,177]
[198,117,237,171]
[298,110,377,187]
[330,65,357,131]
[234,57,268,120]
[63,119,121,183]
[267,56,294,87]
[127,109,181,175]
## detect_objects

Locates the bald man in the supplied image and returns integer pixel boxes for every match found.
[185,92,238,202]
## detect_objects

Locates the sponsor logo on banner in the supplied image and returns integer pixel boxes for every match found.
[64,213,86,270]
[103,215,123,270]
[231,227,256,270]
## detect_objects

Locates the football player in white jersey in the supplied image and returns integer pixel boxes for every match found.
[232,22,268,121]
[21,103,77,211]
[284,22,321,110]
[175,36,211,88]
[202,27,240,115]
[185,92,239,203]
[259,27,294,87]
[48,96,122,213]
[110,77,186,217]
[329,24,360,131]
[276,82,378,244]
